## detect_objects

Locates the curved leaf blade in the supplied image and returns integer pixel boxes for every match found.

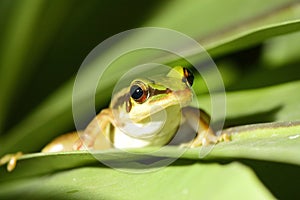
[0,162,274,200]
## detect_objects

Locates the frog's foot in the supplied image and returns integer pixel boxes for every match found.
[217,133,231,143]
[0,152,23,172]
[180,131,230,148]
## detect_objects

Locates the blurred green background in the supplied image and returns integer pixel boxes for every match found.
[0,0,162,133]
[0,0,300,199]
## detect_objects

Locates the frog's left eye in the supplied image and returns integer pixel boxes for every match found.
[130,82,149,103]
[183,68,194,86]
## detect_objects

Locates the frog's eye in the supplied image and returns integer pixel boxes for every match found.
[130,82,149,103]
[183,67,194,86]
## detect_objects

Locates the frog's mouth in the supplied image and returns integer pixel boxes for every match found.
[128,88,192,122]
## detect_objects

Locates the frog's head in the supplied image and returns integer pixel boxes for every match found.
[111,66,194,123]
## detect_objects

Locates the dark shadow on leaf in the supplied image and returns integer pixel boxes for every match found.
[214,105,282,129]
[226,61,300,91]
[241,159,300,199]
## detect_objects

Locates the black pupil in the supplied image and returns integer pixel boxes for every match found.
[130,85,144,100]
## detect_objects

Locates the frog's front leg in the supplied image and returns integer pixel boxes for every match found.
[182,107,230,147]
[0,109,115,172]
[74,108,114,150]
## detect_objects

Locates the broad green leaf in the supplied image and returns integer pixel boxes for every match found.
[1,1,300,200]
[0,162,273,200]
[146,1,300,41]
[207,19,300,57]
[146,1,300,57]
[0,0,77,130]
[262,31,300,68]
[0,0,46,131]
[197,80,300,125]
[1,120,300,199]
[1,121,300,179]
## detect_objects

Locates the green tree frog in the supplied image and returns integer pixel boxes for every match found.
[1,66,229,171]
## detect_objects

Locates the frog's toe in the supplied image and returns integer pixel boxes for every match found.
[179,141,193,148]
[179,136,208,148]
[180,132,230,148]
[217,133,231,142]
[0,152,23,172]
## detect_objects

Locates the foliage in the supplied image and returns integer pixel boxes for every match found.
[0,0,300,199]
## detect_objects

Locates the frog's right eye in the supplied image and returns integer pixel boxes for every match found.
[130,81,149,103]
[183,67,194,86]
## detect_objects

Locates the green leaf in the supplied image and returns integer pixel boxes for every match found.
[262,31,300,67]
[0,162,273,200]
[1,0,300,199]
[197,80,300,125]
[207,19,300,57]
[0,0,46,131]
[1,121,300,198]
[146,1,300,57]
